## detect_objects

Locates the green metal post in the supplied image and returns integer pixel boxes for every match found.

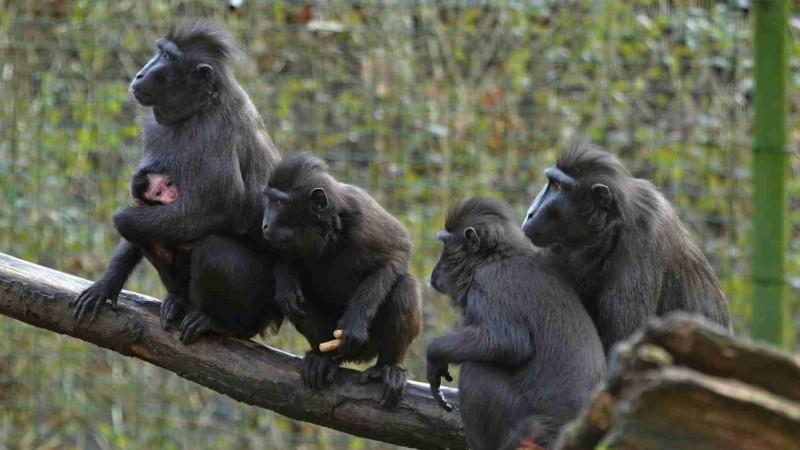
[751,0,791,346]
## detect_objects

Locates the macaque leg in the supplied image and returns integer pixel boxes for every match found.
[293,302,341,391]
[360,274,420,407]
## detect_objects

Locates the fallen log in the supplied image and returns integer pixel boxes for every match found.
[0,252,466,450]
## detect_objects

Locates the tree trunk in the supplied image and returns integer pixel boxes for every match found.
[0,252,466,450]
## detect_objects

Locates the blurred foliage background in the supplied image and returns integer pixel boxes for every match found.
[0,0,798,448]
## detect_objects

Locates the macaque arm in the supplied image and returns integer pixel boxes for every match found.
[338,265,401,332]
[428,288,532,366]
[99,239,145,292]
[113,203,230,243]
[114,150,245,243]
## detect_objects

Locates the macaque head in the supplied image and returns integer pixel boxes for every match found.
[432,197,530,299]
[262,154,343,257]
[143,174,178,204]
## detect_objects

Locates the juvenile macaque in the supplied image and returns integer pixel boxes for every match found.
[262,153,422,407]
[429,198,606,449]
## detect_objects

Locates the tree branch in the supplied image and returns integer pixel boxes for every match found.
[0,252,466,450]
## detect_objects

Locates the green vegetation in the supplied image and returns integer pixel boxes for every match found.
[0,0,797,448]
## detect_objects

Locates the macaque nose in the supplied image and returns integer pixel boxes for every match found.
[135,72,144,79]
[522,212,533,228]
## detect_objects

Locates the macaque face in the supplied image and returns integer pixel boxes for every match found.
[144,174,177,204]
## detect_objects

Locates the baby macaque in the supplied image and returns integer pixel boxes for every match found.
[134,173,178,206]
[129,171,181,265]
[129,169,193,329]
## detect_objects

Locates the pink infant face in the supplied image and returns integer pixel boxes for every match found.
[144,174,177,204]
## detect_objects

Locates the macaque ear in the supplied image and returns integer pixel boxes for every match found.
[591,183,613,209]
[309,188,328,211]
[195,63,214,80]
[463,227,481,253]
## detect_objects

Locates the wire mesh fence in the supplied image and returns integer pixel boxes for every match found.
[0,0,798,448]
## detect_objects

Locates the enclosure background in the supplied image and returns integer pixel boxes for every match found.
[1,0,798,448]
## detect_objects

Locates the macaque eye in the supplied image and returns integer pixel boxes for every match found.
[166,180,173,187]
[155,190,162,196]
[161,51,170,60]
[550,181,561,191]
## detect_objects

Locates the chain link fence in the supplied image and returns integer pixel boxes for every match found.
[1,0,798,448]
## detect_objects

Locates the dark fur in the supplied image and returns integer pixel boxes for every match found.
[522,141,731,354]
[167,22,243,68]
[429,198,606,450]
[73,22,283,342]
[262,154,422,407]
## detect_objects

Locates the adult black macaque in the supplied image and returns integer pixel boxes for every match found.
[261,154,422,408]
[73,22,284,343]
[428,198,606,450]
[522,142,731,354]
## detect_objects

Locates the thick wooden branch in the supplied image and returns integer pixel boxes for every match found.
[558,313,800,450]
[0,252,466,450]
[634,313,800,403]
[577,365,800,449]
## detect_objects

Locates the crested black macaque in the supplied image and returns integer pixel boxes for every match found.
[428,198,606,450]
[73,22,284,343]
[522,142,731,354]
[262,154,422,407]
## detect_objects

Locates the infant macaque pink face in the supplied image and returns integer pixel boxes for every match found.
[144,174,177,204]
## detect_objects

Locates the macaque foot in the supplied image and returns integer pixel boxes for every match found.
[360,364,408,408]
[302,352,340,391]
[179,310,223,344]
[160,294,187,329]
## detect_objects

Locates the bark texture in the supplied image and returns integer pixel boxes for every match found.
[558,313,800,450]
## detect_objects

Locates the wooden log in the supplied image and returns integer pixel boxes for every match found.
[558,313,800,450]
[599,366,800,450]
[0,252,466,450]
[636,313,800,402]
